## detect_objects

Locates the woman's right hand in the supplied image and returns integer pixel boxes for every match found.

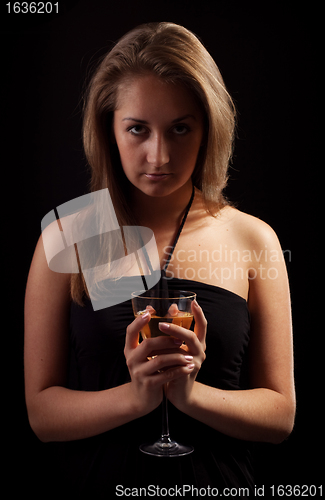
[124,311,195,415]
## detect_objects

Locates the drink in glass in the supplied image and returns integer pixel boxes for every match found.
[131,289,196,457]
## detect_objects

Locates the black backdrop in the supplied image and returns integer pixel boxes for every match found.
[3,0,320,495]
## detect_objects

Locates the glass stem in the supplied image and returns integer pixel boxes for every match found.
[161,383,171,443]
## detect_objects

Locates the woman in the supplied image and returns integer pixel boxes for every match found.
[24,22,295,496]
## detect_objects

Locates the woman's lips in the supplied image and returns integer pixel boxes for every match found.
[144,173,170,181]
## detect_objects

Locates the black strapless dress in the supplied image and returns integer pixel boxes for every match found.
[50,277,254,497]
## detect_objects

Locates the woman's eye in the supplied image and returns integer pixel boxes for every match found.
[128,125,147,136]
[173,124,190,135]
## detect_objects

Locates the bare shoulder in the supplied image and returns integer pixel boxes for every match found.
[221,206,282,252]
[26,233,71,306]
[25,217,75,321]
[222,207,291,317]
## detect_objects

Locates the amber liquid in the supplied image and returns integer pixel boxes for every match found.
[137,311,193,339]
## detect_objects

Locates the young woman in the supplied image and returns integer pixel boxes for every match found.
[24,22,295,496]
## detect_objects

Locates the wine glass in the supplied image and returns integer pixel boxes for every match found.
[131,289,196,457]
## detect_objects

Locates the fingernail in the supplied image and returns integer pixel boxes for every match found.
[184,355,193,361]
[141,312,150,321]
[193,300,200,308]
[187,363,195,370]
[159,322,170,331]
[173,338,183,346]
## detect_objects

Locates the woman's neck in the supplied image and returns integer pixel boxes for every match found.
[130,181,194,230]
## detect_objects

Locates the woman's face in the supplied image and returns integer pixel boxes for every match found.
[113,74,204,198]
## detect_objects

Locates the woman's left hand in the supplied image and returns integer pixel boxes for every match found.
[158,300,207,410]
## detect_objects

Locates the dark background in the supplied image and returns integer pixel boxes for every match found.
[2,0,320,495]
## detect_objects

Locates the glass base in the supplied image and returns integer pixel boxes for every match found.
[139,436,194,457]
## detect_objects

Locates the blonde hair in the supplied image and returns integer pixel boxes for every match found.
[72,22,236,304]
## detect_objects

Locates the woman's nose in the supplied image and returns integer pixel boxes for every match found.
[146,134,170,167]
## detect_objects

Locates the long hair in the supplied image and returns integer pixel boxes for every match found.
[71,22,236,304]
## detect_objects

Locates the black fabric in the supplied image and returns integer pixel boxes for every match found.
[50,278,254,497]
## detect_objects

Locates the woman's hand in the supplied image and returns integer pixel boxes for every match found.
[158,300,207,410]
[124,311,196,416]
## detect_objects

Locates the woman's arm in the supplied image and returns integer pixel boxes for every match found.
[24,236,194,442]
[166,221,296,444]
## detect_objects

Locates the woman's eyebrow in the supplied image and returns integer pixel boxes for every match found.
[122,117,148,124]
[172,114,197,123]
[122,114,197,124]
